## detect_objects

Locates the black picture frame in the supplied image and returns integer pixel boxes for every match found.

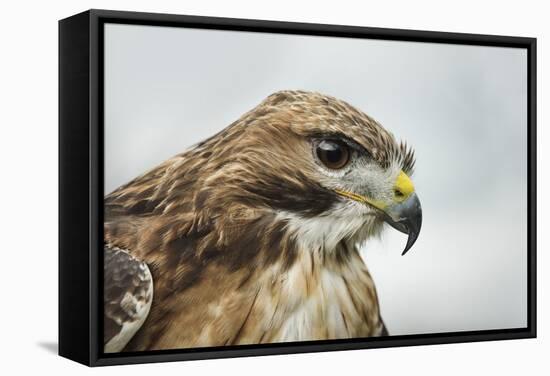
[59,9,537,367]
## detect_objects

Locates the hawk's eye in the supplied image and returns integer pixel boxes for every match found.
[316,140,350,170]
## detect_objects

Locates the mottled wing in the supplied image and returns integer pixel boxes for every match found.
[103,245,153,353]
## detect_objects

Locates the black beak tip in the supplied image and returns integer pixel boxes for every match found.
[401,233,417,256]
[400,212,422,256]
[383,192,422,256]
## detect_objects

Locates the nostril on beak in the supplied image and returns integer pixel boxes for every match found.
[394,171,415,201]
[394,189,405,198]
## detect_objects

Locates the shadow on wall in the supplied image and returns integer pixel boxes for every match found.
[37,341,58,355]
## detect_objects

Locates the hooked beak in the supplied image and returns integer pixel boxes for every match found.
[383,192,422,255]
[334,171,422,255]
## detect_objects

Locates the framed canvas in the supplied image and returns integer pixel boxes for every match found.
[59,9,537,366]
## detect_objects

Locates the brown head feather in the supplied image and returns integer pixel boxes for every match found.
[104,91,414,349]
[105,89,417,276]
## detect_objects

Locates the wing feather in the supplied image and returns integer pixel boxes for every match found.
[103,245,153,353]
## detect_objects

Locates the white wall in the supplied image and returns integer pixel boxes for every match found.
[0,0,547,375]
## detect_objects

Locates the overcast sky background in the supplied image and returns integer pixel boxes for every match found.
[104,23,527,336]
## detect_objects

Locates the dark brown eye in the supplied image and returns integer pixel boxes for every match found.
[316,140,350,170]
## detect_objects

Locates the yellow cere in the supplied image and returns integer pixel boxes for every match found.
[393,171,415,202]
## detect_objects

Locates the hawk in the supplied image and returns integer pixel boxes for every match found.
[103,90,422,352]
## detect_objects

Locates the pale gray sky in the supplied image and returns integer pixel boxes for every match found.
[104,23,528,336]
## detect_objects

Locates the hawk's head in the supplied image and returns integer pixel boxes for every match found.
[183,90,422,256]
[106,90,421,259]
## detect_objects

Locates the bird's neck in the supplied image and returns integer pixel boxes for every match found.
[241,235,385,342]
[274,209,379,256]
